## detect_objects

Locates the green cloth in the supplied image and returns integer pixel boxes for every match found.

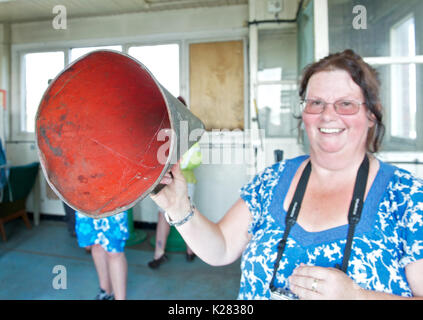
[180,142,202,184]
[2,162,39,202]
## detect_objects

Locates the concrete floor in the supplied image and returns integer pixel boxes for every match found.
[0,217,241,300]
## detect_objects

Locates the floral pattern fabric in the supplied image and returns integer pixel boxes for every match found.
[238,155,423,299]
[75,211,129,253]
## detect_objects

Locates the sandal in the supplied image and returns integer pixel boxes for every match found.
[186,252,196,262]
[148,254,168,269]
[95,288,114,300]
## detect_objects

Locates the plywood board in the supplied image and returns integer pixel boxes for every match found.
[189,40,244,131]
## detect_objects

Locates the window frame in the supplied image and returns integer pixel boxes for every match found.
[363,55,423,151]
[11,47,70,141]
[21,49,67,134]
[388,13,418,145]
[255,27,299,139]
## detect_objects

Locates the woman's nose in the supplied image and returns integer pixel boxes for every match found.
[320,102,338,120]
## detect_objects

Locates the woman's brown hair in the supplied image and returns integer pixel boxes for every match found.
[299,49,385,153]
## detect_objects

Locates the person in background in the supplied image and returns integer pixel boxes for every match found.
[62,202,77,237]
[75,210,129,300]
[148,96,202,269]
[150,50,423,299]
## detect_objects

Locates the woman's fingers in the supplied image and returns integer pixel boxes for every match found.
[150,161,186,204]
[159,172,174,185]
[170,161,184,180]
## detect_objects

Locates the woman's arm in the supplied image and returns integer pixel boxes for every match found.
[150,162,252,266]
[405,259,423,297]
[177,198,252,266]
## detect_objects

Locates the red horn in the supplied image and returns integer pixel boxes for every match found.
[35,50,204,218]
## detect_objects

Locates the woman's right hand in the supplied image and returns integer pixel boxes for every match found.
[151,162,253,267]
[150,161,191,220]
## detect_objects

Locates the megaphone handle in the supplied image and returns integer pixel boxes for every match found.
[151,172,174,195]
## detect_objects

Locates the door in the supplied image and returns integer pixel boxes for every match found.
[189,40,244,131]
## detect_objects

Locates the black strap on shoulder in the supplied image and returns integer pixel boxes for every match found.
[270,160,311,290]
[339,154,369,273]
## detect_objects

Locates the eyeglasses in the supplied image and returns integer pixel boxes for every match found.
[301,98,365,115]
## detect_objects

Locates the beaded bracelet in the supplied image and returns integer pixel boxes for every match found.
[164,200,195,227]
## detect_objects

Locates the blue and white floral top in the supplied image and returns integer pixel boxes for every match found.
[238,155,423,300]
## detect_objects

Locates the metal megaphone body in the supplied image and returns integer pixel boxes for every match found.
[35,50,205,218]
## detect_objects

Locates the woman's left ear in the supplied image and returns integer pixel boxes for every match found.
[367,110,376,128]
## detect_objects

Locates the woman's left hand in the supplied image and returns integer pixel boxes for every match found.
[288,264,364,300]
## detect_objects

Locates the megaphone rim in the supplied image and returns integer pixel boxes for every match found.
[35,49,178,218]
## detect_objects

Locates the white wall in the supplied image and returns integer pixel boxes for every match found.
[10,5,248,45]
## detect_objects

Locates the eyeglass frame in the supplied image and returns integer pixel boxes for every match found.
[300,98,366,115]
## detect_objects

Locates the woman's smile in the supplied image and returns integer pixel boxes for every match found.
[318,127,345,134]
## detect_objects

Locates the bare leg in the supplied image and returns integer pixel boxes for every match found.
[91,244,112,294]
[153,211,170,259]
[107,251,127,300]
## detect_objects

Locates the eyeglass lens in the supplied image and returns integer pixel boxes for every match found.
[303,99,360,115]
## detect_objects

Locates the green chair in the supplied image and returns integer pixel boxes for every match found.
[0,162,39,241]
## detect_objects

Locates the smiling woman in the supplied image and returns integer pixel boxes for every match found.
[299,49,385,154]
[149,49,423,300]
[302,69,372,165]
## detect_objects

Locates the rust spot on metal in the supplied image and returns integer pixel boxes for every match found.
[78,175,88,183]
[54,123,64,136]
[39,126,63,157]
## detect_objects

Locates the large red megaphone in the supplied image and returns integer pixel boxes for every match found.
[35,50,204,218]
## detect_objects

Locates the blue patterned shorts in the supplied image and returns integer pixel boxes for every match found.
[75,211,129,253]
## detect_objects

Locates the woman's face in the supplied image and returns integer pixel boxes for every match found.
[302,69,374,159]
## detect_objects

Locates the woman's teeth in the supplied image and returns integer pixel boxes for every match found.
[319,128,344,134]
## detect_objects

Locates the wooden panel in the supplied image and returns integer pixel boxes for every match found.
[189,40,244,131]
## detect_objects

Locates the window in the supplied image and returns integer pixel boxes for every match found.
[328,0,423,151]
[23,51,64,132]
[257,83,298,137]
[390,15,416,140]
[128,44,180,97]
[256,29,298,138]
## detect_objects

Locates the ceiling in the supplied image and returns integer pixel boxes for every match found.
[0,0,248,24]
